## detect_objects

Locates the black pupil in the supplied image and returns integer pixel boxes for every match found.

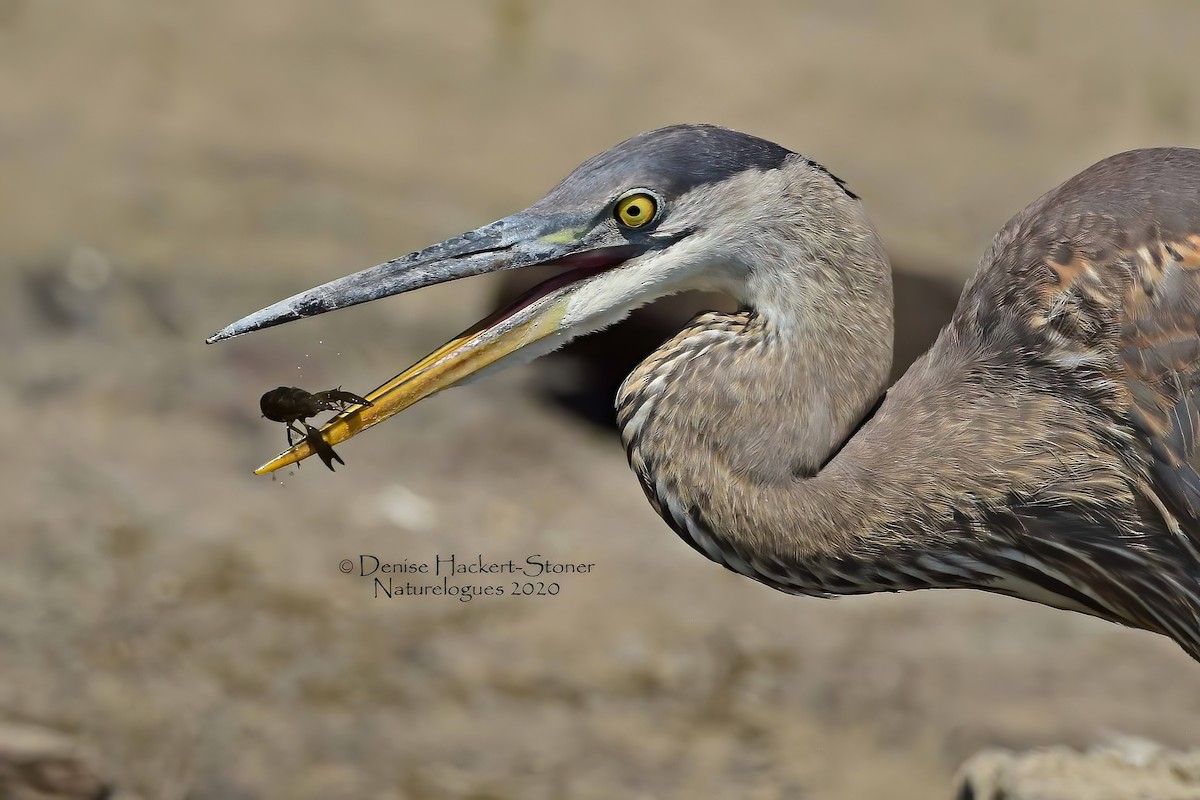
[628,204,642,217]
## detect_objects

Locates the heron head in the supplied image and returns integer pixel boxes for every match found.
[207,124,869,472]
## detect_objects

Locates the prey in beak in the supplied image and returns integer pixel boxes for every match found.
[209,194,687,473]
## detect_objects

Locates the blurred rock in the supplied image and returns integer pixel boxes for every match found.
[0,722,109,800]
[954,737,1200,800]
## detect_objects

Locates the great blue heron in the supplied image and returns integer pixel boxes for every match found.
[209,125,1200,662]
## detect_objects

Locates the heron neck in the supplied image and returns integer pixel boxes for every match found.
[616,196,897,577]
[712,191,896,476]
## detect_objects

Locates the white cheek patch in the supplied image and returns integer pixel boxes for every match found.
[559,231,742,332]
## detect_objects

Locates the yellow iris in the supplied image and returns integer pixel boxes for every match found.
[614,192,657,228]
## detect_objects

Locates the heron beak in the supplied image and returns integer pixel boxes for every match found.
[207,212,653,474]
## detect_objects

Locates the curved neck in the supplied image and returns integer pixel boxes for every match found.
[616,189,901,587]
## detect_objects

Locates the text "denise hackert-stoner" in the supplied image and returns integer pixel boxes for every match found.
[357,554,597,578]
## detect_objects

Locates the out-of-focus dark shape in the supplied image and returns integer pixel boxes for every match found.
[493,0,534,70]
[20,246,190,337]
[22,246,113,332]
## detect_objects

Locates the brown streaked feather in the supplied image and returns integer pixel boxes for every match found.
[945,148,1200,656]
[1120,239,1200,525]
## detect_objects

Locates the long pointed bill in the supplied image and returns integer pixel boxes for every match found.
[207,212,657,473]
[207,213,580,343]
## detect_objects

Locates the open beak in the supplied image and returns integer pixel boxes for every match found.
[207,212,655,474]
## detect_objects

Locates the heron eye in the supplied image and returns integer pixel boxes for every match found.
[614,193,657,228]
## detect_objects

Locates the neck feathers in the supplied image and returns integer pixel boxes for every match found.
[616,171,895,581]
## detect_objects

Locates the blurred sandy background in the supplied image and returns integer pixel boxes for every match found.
[3,1,1200,798]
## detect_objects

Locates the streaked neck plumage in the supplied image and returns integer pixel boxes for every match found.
[616,165,902,589]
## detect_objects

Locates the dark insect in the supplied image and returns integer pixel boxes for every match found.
[259,386,372,471]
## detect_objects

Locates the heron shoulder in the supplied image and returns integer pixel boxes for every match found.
[916,147,1200,542]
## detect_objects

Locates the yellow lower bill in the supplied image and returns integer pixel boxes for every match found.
[254,292,569,474]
